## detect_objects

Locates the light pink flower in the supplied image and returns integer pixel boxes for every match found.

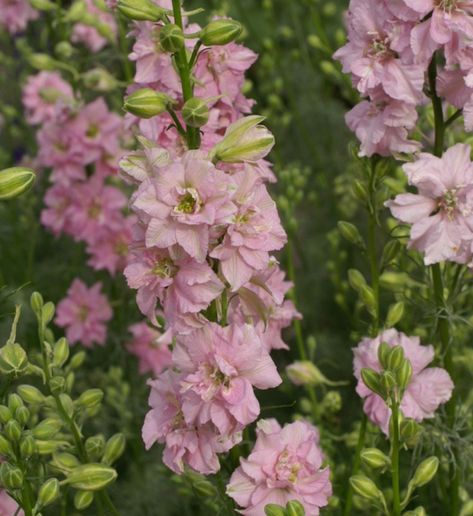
[41,182,75,236]
[0,490,23,516]
[354,329,454,434]
[0,0,38,34]
[71,0,117,52]
[22,72,74,125]
[210,169,287,291]
[173,323,282,435]
[127,321,172,376]
[227,419,332,516]
[55,279,112,347]
[386,143,473,264]
[142,369,241,474]
[132,150,235,262]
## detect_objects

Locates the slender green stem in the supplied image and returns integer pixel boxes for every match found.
[343,414,367,516]
[367,211,380,336]
[391,401,401,516]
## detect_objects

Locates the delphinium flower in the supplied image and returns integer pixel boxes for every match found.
[353,329,454,434]
[0,0,38,34]
[71,0,117,52]
[0,490,23,516]
[226,419,332,515]
[386,143,473,265]
[55,279,112,347]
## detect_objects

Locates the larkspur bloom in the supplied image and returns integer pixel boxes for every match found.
[354,329,454,434]
[0,490,23,516]
[71,0,117,52]
[386,143,473,264]
[55,279,112,347]
[0,0,38,34]
[227,419,332,515]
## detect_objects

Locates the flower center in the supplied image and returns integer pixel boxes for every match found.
[174,188,201,215]
[435,0,458,12]
[114,240,129,257]
[78,305,89,322]
[152,258,176,278]
[439,189,459,219]
[368,33,396,61]
[88,200,102,219]
[275,449,301,484]
[86,123,99,138]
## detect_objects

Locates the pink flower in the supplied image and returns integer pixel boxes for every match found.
[22,72,74,125]
[386,144,473,264]
[142,369,241,474]
[0,490,23,516]
[346,91,420,157]
[333,0,425,103]
[127,321,172,376]
[0,0,38,34]
[227,419,332,515]
[55,279,112,347]
[354,329,454,434]
[40,182,75,236]
[132,150,235,262]
[210,169,287,291]
[71,0,117,52]
[124,243,224,319]
[173,323,282,435]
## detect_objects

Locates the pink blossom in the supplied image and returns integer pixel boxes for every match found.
[354,329,454,434]
[127,321,172,376]
[0,490,23,516]
[71,0,117,52]
[210,169,286,290]
[22,72,74,125]
[55,279,112,347]
[132,150,235,262]
[227,419,332,515]
[0,0,38,34]
[142,369,241,474]
[173,323,282,435]
[386,144,473,264]
[40,182,75,236]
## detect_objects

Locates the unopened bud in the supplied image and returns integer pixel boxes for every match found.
[0,342,28,375]
[37,478,60,508]
[377,342,391,370]
[286,361,324,386]
[50,376,66,394]
[0,405,12,424]
[403,508,426,516]
[102,433,126,465]
[386,345,404,371]
[124,88,173,119]
[182,97,209,128]
[8,394,23,412]
[411,457,439,488]
[20,434,37,457]
[337,221,364,248]
[360,285,377,317]
[17,384,45,404]
[28,53,59,71]
[53,338,70,368]
[15,406,30,426]
[347,269,366,292]
[264,505,286,516]
[55,41,74,59]
[117,0,165,21]
[82,68,118,92]
[52,452,81,473]
[74,490,94,510]
[200,19,242,46]
[0,435,14,458]
[0,167,35,200]
[286,500,305,516]
[4,419,22,442]
[78,389,104,409]
[0,464,23,489]
[30,0,57,10]
[361,368,385,399]
[381,370,396,393]
[69,351,86,369]
[33,418,62,440]
[30,291,44,314]
[386,302,405,327]
[396,359,413,391]
[353,180,369,203]
[42,301,55,326]
[159,24,184,52]
[400,419,423,447]
[381,240,401,268]
[361,448,390,470]
[65,463,117,491]
[349,475,382,501]
[86,435,106,460]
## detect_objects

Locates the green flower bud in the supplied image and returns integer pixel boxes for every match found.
[82,68,118,92]
[28,53,60,71]
[124,88,173,119]
[0,342,28,375]
[31,292,44,315]
[349,474,382,502]
[396,359,413,391]
[37,478,60,508]
[0,435,14,458]
[69,351,86,370]
[381,370,396,393]
[4,419,22,442]
[0,405,12,424]
[59,393,74,418]
[30,0,57,10]
[20,434,37,458]
[200,19,242,46]
[360,448,390,470]
[55,41,74,59]
[352,180,369,203]
[210,116,274,163]
[8,394,23,412]
[85,435,106,460]
[17,384,45,404]
[411,457,439,488]
[377,342,391,370]
[264,505,286,516]
[159,24,184,53]
[337,221,365,248]
[361,368,386,399]
[53,338,70,368]
[102,433,126,466]
[286,361,325,386]
[360,285,377,317]
[182,97,209,128]
[65,463,117,491]
[36,439,65,455]
[347,269,367,292]
[33,418,62,440]
[286,500,305,516]
[0,167,35,200]
[42,301,55,327]
[51,452,81,473]
[386,302,405,328]
[117,0,165,21]
[386,345,404,371]
[15,406,30,426]
[403,507,426,516]
[50,376,66,394]
[78,389,104,410]
[381,240,401,268]
[0,464,23,489]
[74,490,94,510]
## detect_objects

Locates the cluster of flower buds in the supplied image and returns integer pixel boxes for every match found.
[0,295,124,513]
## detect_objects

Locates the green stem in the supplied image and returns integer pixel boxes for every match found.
[343,414,367,516]
[367,210,380,336]
[391,401,401,516]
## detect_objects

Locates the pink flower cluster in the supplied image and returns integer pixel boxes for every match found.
[227,419,332,515]
[71,0,117,53]
[0,0,38,34]
[354,329,454,434]
[335,0,473,156]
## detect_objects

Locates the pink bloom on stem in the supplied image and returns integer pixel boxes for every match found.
[55,279,112,347]
[386,143,473,264]
[173,323,282,435]
[142,369,241,475]
[0,490,23,516]
[210,169,287,291]
[127,321,172,376]
[71,0,117,52]
[40,182,75,236]
[354,328,454,434]
[0,0,38,34]
[22,72,74,125]
[227,419,332,516]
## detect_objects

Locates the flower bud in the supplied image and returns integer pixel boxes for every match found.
[403,508,426,516]
[361,368,385,399]
[210,116,275,163]
[30,291,44,314]
[349,475,382,501]
[8,394,23,412]
[17,384,45,405]
[0,167,35,200]
[286,500,305,516]
[200,19,242,46]
[347,269,366,292]
[264,505,286,516]
[352,180,369,203]
[377,342,391,370]
[4,419,22,442]
[360,285,376,317]
[159,24,184,52]
[69,351,86,369]
[78,389,104,410]
[20,434,37,458]
[28,53,60,71]
[386,302,405,328]
[74,490,94,510]
[82,68,118,92]
[0,342,28,375]
[117,0,165,21]
[182,97,209,128]
[286,361,324,386]
[102,433,126,465]
[36,439,65,454]
[42,301,55,326]
[55,41,74,59]
[360,448,390,470]
[0,464,23,489]
[37,478,60,508]
[32,418,62,440]
[30,0,57,10]
[52,452,81,473]
[411,457,439,489]
[381,240,401,268]
[86,435,106,460]
[15,406,30,426]
[396,359,413,391]
[65,463,117,491]
[59,393,74,418]
[0,405,12,424]
[124,89,173,119]
[0,435,14,458]
[50,376,66,394]
[381,370,396,393]
[337,221,364,248]
[53,338,70,368]
[386,345,404,371]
